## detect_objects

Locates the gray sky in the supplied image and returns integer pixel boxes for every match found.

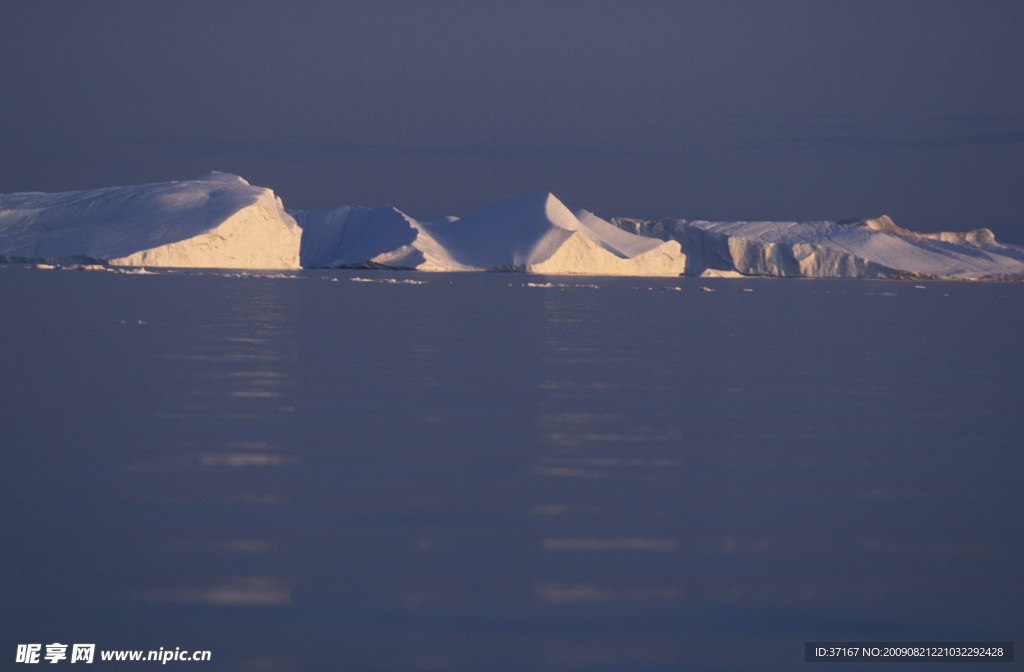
[2,0,1023,241]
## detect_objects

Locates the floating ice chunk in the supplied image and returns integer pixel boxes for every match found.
[525,281,600,289]
[349,276,426,285]
[699,268,745,278]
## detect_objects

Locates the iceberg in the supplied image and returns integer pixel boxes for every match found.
[294,192,687,276]
[0,173,302,269]
[611,216,1024,280]
[3,172,1023,279]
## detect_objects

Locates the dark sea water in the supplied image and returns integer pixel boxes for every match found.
[1,266,1021,671]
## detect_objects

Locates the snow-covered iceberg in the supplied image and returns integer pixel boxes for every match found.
[294,192,687,276]
[4,172,1023,279]
[611,216,1024,280]
[0,173,301,269]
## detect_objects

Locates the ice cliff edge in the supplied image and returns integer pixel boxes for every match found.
[0,172,302,269]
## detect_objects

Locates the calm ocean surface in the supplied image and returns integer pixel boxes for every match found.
[1,267,1021,671]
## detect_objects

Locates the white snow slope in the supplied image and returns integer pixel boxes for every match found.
[612,216,1024,280]
[294,192,686,276]
[0,173,301,269]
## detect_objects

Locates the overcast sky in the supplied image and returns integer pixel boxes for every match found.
[2,0,1023,241]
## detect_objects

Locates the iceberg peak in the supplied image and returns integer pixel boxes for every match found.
[191,171,251,186]
[446,191,581,234]
[847,215,997,247]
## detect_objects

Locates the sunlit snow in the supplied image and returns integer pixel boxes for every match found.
[3,173,1023,279]
[0,172,301,269]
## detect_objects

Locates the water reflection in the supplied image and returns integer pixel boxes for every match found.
[536,583,681,606]
[123,448,294,472]
[531,503,600,517]
[5,270,1019,671]
[529,283,1024,670]
[537,454,683,479]
[137,576,294,606]
[542,537,679,551]
[164,538,279,553]
[125,279,300,609]
[532,288,689,659]
[142,280,300,471]
[529,288,819,669]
